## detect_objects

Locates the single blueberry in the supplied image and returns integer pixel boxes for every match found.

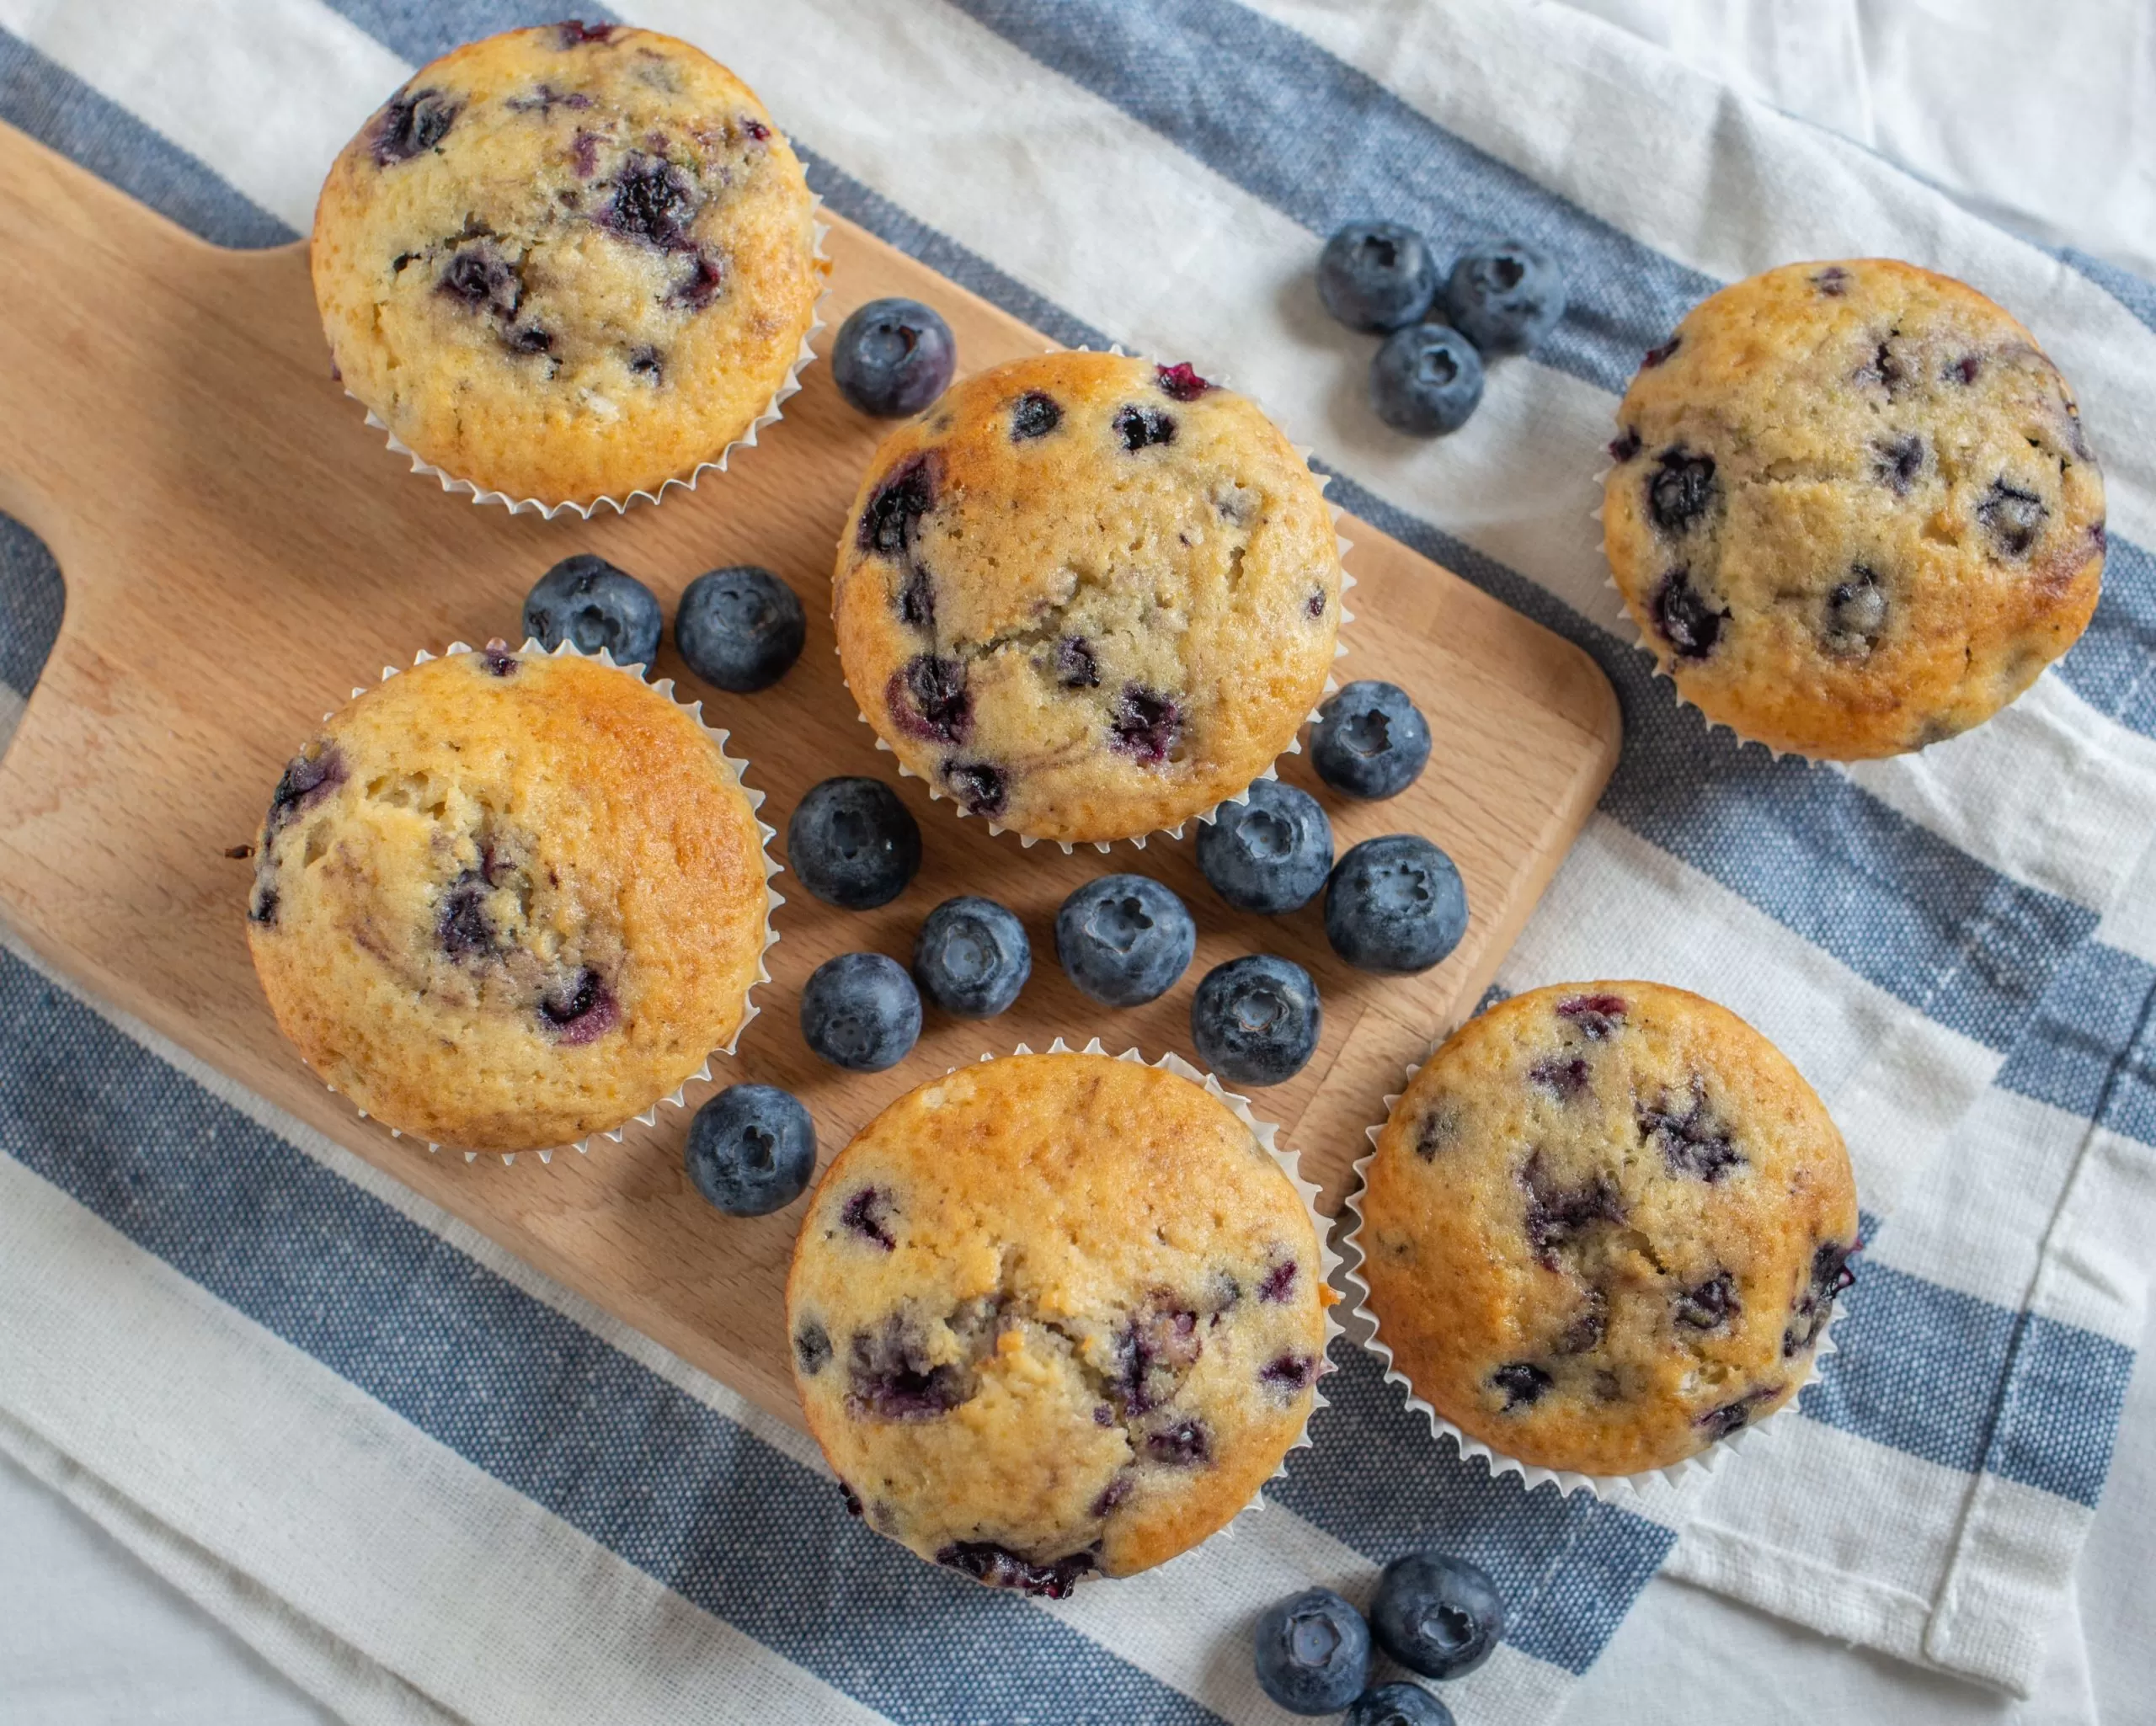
[685,1084,816,1216]
[1652,567,1725,659]
[1196,779,1333,914]
[1311,679,1432,800]
[1253,1588,1372,1715]
[1977,478,2047,557]
[1444,240,1566,355]
[371,87,460,166]
[604,152,697,249]
[831,296,958,418]
[1055,874,1195,1008]
[1346,1682,1456,1726]
[675,565,807,692]
[1191,956,1321,1087]
[937,1542,1094,1599]
[1370,324,1485,436]
[787,777,921,910]
[1822,567,1888,658]
[913,896,1031,1018]
[1317,221,1438,333]
[522,553,663,665]
[1369,1551,1504,1681]
[1325,835,1469,974]
[799,953,921,1072]
[1647,449,1718,534]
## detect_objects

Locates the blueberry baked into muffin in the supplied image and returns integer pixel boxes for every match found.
[1353,982,1857,1478]
[786,1051,1332,1594]
[246,645,775,1153]
[832,352,1345,846]
[312,23,823,506]
[1604,259,2104,758]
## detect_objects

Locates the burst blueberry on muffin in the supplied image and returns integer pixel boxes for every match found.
[246,645,774,1153]
[1353,982,1857,1478]
[786,1051,1332,1594]
[1604,259,2104,758]
[312,23,824,506]
[831,352,1344,846]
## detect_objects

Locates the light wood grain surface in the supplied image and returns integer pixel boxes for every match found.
[0,121,1619,1434]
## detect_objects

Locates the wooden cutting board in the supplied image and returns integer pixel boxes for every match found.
[0,121,1618,1432]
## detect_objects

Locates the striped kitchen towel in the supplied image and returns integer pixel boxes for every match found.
[1,1,2152,1722]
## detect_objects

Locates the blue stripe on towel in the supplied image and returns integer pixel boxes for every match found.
[1799,1261,2131,1507]
[0,30,294,248]
[1995,940,2156,1148]
[0,946,1227,1726]
[942,0,2156,742]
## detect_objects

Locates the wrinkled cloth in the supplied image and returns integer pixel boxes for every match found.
[2,1,2153,1723]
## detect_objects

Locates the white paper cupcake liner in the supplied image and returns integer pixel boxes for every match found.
[842,353,1355,853]
[919,1038,1347,1564]
[307,637,782,1167]
[1338,1042,1844,1500]
[350,205,830,519]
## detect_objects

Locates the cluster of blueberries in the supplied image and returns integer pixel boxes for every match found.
[516,542,1469,1221]
[1254,1552,1503,1721]
[1318,226,1567,436]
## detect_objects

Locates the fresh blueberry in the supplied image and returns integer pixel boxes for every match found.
[1055,874,1195,1008]
[787,778,921,910]
[1191,956,1321,1087]
[1318,221,1438,333]
[523,554,663,665]
[1253,1588,1371,1715]
[913,896,1031,1018]
[1196,779,1333,914]
[1370,325,1484,436]
[675,566,806,692]
[1325,835,1469,974]
[1370,1552,1504,1680]
[685,1084,816,1216]
[1311,680,1431,801]
[799,952,921,1072]
[832,297,957,418]
[1346,1683,1455,1726]
[1444,240,1566,355]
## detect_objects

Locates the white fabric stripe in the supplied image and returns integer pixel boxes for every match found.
[0,927,1588,1723]
[1924,1474,2100,1697]
[0,1158,897,1726]
[0,924,836,1476]
[1663,1420,1981,1650]
[1496,813,2001,1215]
[1244,0,2156,546]
[1843,674,2156,913]
[1872,1087,2156,1344]
[0,1413,446,1726]
[22,0,2156,912]
[0,0,399,229]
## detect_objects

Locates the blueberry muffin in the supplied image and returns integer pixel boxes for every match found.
[1604,259,2104,758]
[786,1052,1332,1594]
[312,23,823,507]
[246,645,775,1153]
[832,353,1345,846]
[1353,983,1857,1478]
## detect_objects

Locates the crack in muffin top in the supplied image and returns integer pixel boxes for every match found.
[786,1052,1331,1586]
[246,648,772,1153]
